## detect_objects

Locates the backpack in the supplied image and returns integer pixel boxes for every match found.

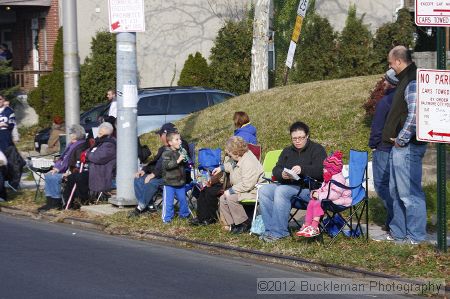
[137,137,151,164]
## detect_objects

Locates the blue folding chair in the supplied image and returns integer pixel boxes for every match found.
[320,149,369,245]
[289,176,322,228]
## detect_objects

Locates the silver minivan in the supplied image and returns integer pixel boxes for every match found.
[136,87,234,135]
[35,87,234,151]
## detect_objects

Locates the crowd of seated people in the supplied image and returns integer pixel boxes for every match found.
[32,112,340,244]
[127,115,329,241]
[35,120,117,210]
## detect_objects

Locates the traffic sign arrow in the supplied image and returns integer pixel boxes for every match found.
[111,21,120,31]
[428,130,450,138]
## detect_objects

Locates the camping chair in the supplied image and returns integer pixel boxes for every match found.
[320,149,369,245]
[26,155,56,201]
[247,143,262,161]
[289,176,322,228]
[241,149,283,230]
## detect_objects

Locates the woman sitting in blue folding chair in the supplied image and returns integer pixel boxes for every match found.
[295,151,351,238]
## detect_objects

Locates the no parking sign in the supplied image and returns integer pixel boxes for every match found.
[416,69,450,143]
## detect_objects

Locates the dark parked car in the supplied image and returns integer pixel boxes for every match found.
[34,87,234,152]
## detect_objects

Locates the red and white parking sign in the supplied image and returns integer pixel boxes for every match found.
[416,0,450,26]
[416,69,450,143]
[108,0,145,32]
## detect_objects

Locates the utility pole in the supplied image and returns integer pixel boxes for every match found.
[62,0,80,142]
[250,0,270,92]
[109,32,138,207]
[107,0,145,207]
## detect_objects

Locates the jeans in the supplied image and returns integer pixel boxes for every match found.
[134,176,163,210]
[44,173,63,199]
[372,149,394,228]
[389,143,427,242]
[162,185,190,223]
[258,184,310,239]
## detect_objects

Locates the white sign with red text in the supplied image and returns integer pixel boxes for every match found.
[416,0,450,26]
[417,69,450,143]
[108,0,145,32]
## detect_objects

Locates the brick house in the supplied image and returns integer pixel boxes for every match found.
[0,0,59,92]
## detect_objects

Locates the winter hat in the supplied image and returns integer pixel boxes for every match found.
[53,115,64,125]
[384,68,399,86]
[323,151,343,176]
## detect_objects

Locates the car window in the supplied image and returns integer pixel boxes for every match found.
[210,92,233,105]
[138,94,169,116]
[81,105,108,124]
[168,92,208,114]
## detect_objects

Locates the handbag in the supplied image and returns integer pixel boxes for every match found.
[250,215,265,235]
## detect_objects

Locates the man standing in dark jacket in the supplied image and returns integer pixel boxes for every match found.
[259,121,327,242]
[380,46,427,245]
[130,123,189,217]
[368,69,398,231]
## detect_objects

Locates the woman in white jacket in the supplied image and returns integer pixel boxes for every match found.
[212,136,264,234]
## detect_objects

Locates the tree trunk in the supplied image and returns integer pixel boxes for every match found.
[250,0,270,93]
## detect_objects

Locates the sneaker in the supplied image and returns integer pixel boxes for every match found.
[261,235,279,243]
[372,233,405,243]
[199,218,216,226]
[189,217,201,226]
[231,220,251,234]
[295,225,309,237]
[302,226,320,238]
[147,205,157,213]
[128,207,146,218]
[406,237,423,245]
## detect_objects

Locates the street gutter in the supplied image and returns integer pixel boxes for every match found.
[1,205,448,293]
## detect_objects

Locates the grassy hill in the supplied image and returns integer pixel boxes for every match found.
[141,74,382,161]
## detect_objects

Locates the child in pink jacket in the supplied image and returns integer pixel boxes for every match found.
[296,151,351,238]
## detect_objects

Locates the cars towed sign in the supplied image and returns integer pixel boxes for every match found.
[416,0,450,26]
[416,69,450,143]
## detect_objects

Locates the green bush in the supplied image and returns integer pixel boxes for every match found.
[372,8,415,73]
[178,52,210,87]
[273,0,300,86]
[336,5,374,78]
[80,31,116,110]
[209,17,253,95]
[291,7,338,83]
[28,27,64,125]
[0,60,18,101]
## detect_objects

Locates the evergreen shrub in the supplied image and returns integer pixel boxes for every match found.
[28,27,64,125]
[80,31,116,110]
[209,18,253,95]
[178,52,210,87]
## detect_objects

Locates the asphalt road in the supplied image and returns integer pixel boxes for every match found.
[0,214,415,299]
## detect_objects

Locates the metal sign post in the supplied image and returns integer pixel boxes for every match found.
[436,27,447,252]
[416,3,448,252]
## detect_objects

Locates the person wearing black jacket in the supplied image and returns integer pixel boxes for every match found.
[129,123,189,217]
[258,121,327,242]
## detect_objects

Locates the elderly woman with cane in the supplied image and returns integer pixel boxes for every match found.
[38,125,87,211]
[64,122,116,208]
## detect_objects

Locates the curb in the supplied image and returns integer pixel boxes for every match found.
[1,205,448,293]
